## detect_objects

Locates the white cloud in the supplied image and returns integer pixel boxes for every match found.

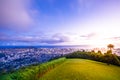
[0,0,33,29]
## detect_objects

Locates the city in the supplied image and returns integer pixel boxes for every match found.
[0,47,81,72]
[0,47,120,72]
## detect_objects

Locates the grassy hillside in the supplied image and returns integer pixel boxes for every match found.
[0,58,66,80]
[40,59,120,80]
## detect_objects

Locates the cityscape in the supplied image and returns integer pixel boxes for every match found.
[0,47,120,72]
[0,47,79,72]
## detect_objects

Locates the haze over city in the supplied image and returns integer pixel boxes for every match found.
[0,0,120,48]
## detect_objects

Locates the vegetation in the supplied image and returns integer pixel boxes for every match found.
[40,59,120,80]
[65,44,120,66]
[107,44,114,50]
[0,57,66,80]
[65,50,120,66]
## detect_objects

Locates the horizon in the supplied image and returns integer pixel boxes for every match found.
[0,0,120,48]
[0,45,91,49]
[0,45,119,50]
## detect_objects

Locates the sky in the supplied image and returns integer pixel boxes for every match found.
[0,0,120,48]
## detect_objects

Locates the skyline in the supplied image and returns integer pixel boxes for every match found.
[0,0,120,48]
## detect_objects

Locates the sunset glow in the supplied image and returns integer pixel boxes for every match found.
[0,0,120,48]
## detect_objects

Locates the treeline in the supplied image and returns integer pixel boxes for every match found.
[0,57,66,80]
[65,50,120,66]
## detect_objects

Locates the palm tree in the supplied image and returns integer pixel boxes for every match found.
[107,44,114,54]
[107,44,114,50]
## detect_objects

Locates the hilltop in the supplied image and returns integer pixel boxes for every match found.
[40,59,120,80]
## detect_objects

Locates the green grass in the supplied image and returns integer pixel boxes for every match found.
[39,59,120,80]
[0,57,66,80]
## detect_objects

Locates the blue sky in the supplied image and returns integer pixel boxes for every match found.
[0,0,120,48]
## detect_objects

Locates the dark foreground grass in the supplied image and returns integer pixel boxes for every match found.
[40,59,120,80]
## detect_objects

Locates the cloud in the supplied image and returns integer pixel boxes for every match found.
[107,37,120,40]
[0,33,70,45]
[43,33,70,44]
[0,0,34,30]
[80,33,97,39]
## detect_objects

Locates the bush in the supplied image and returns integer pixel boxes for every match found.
[65,51,120,66]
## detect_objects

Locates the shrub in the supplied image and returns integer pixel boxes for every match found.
[65,51,120,66]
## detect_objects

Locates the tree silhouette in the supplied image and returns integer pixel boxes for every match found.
[107,44,114,50]
[107,44,114,53]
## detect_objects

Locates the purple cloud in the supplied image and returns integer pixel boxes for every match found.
[41,33,70,44]
[80,33,96,39]
[0,0,34,30]
[0,33,70,44]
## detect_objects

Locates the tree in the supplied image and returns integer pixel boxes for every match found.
[106,50,112,54]
[107,44,114,53]
[91,50,95,53]
[107,44,114,50]
[98,50,102,54]
[104,52,120,66]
